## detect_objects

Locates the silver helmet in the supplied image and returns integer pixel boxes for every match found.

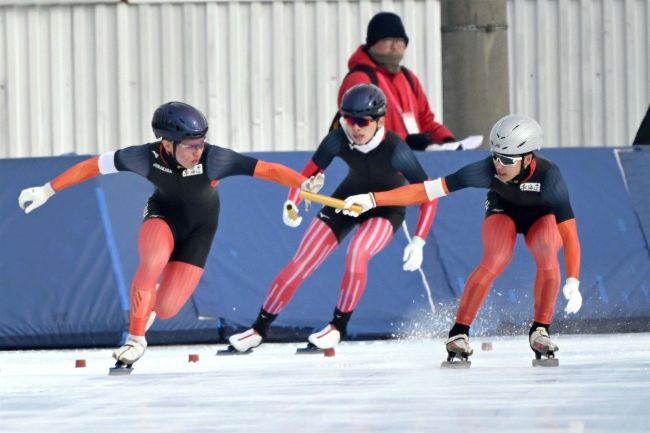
[489,114,543,155]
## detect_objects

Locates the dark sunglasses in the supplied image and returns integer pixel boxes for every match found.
[492,152,523,166]
[343,116,374,128]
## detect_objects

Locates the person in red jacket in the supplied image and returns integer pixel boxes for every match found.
[338,12,477,151]
[17,102,323,369]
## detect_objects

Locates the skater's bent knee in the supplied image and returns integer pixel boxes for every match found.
[154,305,180,320]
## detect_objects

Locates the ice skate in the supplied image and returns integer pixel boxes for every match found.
[306,324,340,350]
[217,329,261,355]
[441,334,473,369]
[530,327,559,367]
[296,342,327,355]
[109,335,147,375]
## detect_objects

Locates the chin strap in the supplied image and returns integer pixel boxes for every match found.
[347,124,386,153]
[510,154,535,184]
[161,142,181,168]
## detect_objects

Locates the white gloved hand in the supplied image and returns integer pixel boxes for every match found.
[562,277,582,314]
[425,135,484,152]
[459,135,483,150]
[403,236,425,271]
[300,173,325,211]
[336,193,376,217]
[18,182,55,214]
[282,200,302,227]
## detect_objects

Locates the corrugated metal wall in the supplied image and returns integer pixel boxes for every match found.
[2,0,648,157]
[0,0,443,157]
[508,0,650,147]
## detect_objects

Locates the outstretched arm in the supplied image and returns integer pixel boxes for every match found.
[18,156,101,214]
[376,178,449,206]
[343,157,494,215]
[341,178,449,216]
[253,160,323,195]
[253,160,306,188]
[51,156,101,191]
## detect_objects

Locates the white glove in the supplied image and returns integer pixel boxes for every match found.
[337,193,376,217]
[300,173,325,211]
[425,135,483,151]
[282,200,302,227]
[458,135,483,150]
[403,236,425,271]
[562,277,582,314]
[18,182,55,214]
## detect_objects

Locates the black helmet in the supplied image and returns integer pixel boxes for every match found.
[340,84,387,118]
[152,102,208,142]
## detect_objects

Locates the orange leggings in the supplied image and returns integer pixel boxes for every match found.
[455,214,562,326]
[129,218,204,336]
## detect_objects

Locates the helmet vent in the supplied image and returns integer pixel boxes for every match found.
[517,140,527,148]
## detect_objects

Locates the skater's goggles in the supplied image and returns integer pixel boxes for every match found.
[343,116,375,128]
[492,152,523,166]
[178,142,206,152]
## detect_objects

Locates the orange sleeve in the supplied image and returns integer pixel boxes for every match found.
[557,218,581,278]
[253,160,306,189]
[51,156,101,192]
[288,159,322,204]
[373,183,430,207]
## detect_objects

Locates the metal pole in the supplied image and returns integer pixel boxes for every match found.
[441,0,510,146]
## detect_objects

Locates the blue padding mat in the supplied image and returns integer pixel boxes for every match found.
[1,148,649,348]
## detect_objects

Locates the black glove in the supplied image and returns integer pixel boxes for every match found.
[405,132,433,151]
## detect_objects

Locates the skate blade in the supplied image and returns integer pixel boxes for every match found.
[109,361,133,376]
[216,345,253,356]
[440,360,471,369]
[532,358,559,367]
[296,345,326,355]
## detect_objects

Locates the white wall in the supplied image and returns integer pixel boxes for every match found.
[0,0,443,157]
[507,0,650,147]
[2,0,648,157]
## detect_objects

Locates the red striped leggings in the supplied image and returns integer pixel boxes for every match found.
[263,217,394,314]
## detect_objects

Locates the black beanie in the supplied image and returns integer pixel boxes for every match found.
[366,12,409,48]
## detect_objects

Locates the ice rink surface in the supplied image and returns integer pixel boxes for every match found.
[1,333,649,433]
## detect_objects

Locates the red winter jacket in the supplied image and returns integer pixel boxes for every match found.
[337,45,455,146]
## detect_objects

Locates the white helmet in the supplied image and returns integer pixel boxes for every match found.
[489,114,543,155]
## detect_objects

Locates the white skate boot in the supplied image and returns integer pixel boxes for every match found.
[218,329,262,355]
[441,334,473,369]
[530,327,559,367]
[308,324,340,349]
[112,334,147,366]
